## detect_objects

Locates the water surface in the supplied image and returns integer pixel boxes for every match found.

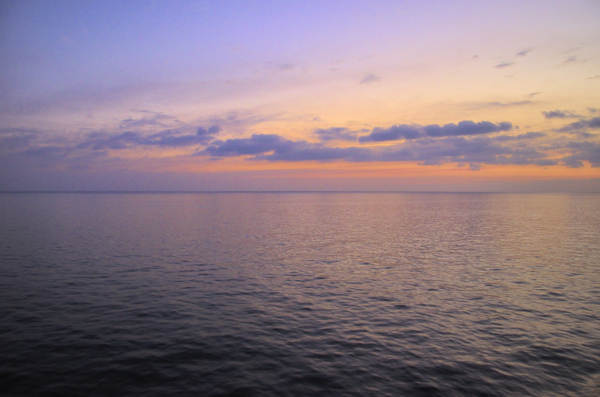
[1,193,599,396]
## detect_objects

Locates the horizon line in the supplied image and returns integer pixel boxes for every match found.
[0,190,597,194]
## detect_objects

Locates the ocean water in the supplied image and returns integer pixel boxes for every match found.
[1,192,599,396]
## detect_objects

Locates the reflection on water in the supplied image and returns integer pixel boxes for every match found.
[1,193,599,396]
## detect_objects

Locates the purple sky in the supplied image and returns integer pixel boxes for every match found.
[1,0,600,191]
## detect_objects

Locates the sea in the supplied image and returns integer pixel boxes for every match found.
[1,192,599,396]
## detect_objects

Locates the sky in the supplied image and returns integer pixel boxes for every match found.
[1,0,599,191]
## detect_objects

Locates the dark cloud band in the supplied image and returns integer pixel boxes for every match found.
[358,120,512,142]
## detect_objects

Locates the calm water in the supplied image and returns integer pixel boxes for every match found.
[1,192,599,396]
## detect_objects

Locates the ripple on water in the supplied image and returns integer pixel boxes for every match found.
[1,192,600,396]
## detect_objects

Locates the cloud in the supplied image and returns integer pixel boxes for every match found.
[195,130,559,169]
[0,127,42,135]
[515,131,546,139]
[314,127,361,142]
[526,92,541,98]
[564,55,580,64]
[408,136,512,163]
[200,134,520,165]
[279,63,294,71]
[0,81,172,117]
[78,125,221,150]
[15,145,76,169]
[374,136,552,167]
[0,123,574,176]
[358,120,512,143]
[200,134,360,161]
[561,141,600,168]
[148,125,221,147]
[557,117,600,132]
[0,127,42,151]
[495,61,514,69]
[120,112,180,129]
[494,132,546,141]
[467,100,534,110]
[206,110,283,132]
[423,120,512,138]
[6,117,589,175]
[360,74,381,84]
[199,134,291,157]
[359,125,422,143]
[77,131,144,150]
[256,144,373,162]
[516,48,534,57]
[587,75,600,80]
[0,134,38,151]
[197,134,373,162]
[558,122,585,132]
[542,109,580,119]
[481,101,532,108]
[588,118,600,128]
[25,146,70,158]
